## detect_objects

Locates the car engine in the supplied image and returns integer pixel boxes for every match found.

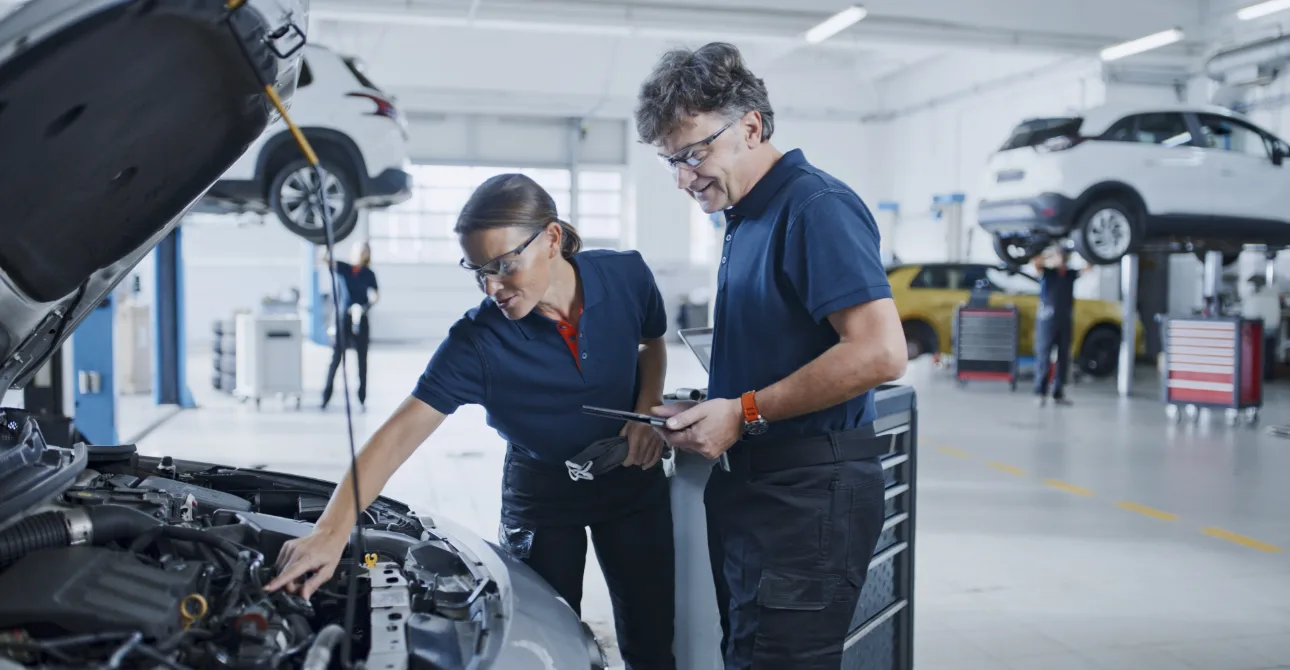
[0,409,501,670]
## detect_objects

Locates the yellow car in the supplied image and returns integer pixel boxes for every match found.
[888,262,1145,378]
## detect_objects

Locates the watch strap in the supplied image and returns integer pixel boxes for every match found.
[741,391,761,423]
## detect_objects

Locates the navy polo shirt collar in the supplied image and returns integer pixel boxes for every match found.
[727,148,808,221]
[511,254,604,339]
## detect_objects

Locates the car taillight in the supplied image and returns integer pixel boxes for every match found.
[1035,135,1086,153]
[347,91,407,138]
[348,92,399,121]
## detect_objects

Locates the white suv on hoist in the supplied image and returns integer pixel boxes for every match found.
[978,104,1290,267]
[196,43,412,244]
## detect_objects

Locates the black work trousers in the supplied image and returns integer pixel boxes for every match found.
[323,311,369,406]
[705,444,886,669]
[498,446,677,670]
[1033,315,1072,398]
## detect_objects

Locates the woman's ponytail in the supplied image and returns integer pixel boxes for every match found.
[558,220,583,258]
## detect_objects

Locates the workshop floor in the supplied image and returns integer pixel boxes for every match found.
[125,342,1290,670]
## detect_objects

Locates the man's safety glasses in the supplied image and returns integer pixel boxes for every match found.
[657,122,732,173]
[459,228,544,286]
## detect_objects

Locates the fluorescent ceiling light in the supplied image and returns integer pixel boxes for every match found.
[1099,28,1183,61]
[805,5,867,44]
[1237,0,1290,20]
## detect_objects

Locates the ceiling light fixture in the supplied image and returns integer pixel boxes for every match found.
[1237,0,1290,20]
[1099,28,1184,61]
[805,5,868,44]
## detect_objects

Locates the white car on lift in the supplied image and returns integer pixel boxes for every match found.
[197,43,413,244]
[978,104,1290,267]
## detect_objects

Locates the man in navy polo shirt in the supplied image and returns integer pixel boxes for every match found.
[635,43,908,668]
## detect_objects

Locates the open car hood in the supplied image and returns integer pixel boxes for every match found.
[0,0,308,400]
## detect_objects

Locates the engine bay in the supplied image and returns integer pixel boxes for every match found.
[0,410,500,670]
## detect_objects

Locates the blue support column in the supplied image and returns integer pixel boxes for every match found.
[305,242,328,345]
[153,226,196,408]
[73,296,119,445]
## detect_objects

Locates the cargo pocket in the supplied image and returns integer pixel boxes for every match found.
[498,523,534,560]
[751,567,847,665]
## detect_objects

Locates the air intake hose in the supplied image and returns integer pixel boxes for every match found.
[0,511,68,570]
[0,505,162,569]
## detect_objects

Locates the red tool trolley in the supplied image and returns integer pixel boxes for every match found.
[1162,316,1264,425]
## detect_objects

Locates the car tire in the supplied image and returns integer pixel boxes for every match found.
[993,235,1042,267]
[1072,200,1141,265]
[903,321,937,360]
[268,158,360,245]
[1078,325,1121,378]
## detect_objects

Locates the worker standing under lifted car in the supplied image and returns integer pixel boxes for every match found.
[634,42,908,669]
[1030,246,1088,406]
[321,241,379,412]
[268,174,677,670]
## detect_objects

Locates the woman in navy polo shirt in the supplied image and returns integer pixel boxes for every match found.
[268,174,677,669]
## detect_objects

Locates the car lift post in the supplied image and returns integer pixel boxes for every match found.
[304,241,328,346]
[153,226,195,409]
[1118,253,1139,396]
[1202,250,1226,316]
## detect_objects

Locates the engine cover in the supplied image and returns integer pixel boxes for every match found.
[0,546,202,640]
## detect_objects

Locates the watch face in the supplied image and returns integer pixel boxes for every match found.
[745,420,768,436]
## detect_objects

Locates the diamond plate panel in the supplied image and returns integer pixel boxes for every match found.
[850,554,896,631]
[842,614,896,670]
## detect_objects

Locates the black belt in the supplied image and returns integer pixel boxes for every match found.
[727,426,895,474]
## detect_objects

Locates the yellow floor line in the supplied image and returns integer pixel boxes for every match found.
[936,446,971,458]
[1116,501,1178,521]
[1202,527,1284,553]
[1043,479,1095,496]
[988,462,1027,476]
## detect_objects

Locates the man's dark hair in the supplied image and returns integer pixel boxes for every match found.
[634,42,775,146]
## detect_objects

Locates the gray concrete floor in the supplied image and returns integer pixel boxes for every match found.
[121,341,1290,670]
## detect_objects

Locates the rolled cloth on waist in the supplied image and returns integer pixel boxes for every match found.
[562,435,631,481]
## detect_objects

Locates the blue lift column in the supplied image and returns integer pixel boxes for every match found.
[304,241,328,346]
[73,296,119,445]
[154,226,196,408]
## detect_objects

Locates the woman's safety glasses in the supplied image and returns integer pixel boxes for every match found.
[459,228,544,287]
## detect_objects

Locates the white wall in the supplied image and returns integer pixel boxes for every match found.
[180,219,306,351]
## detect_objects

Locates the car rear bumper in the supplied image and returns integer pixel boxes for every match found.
[978,193,1074,238]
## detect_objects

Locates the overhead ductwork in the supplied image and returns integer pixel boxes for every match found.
[1205,33,1290,86]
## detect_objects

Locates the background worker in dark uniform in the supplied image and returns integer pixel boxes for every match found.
[270,174,677,670]
[1029,246,1087,406]
[322,241,379,411]
[634,43,908,669]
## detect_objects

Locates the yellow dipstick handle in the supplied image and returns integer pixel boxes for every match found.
[180,593,209,629]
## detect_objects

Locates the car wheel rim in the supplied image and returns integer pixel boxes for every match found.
[1086,209,1132,260]
[280,167,346,230]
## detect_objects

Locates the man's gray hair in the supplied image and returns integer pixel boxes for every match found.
[634,42,775,146]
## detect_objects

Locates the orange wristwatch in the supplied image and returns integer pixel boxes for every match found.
[740,391,769,436]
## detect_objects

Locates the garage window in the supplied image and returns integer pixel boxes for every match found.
[369,164,623,263]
